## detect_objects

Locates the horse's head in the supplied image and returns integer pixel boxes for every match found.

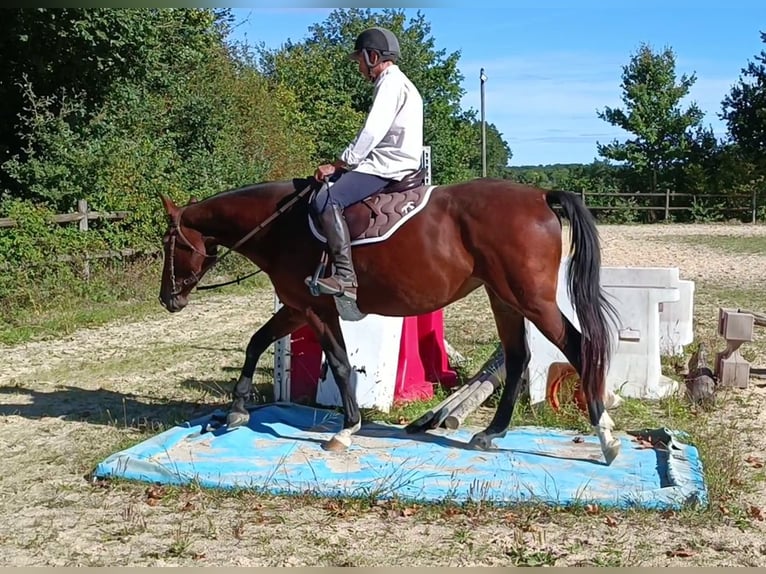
[158,195,218,313]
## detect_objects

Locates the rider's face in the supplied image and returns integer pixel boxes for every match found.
[354,51,379,80]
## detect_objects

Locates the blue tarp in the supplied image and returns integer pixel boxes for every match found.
[93,403,707,510]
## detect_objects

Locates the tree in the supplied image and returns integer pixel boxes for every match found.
[720,31,766,165]
[596,43,705,195]
[255,8,510,183]
[468,121,512,178]
[0,8,316,216]
[0,8,229,197]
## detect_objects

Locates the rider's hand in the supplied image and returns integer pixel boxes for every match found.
[314,163,338,181]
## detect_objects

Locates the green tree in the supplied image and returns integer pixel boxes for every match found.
[0,8,229,199]
[721,31,766,166]
[256,8,509,183]
[596,43,705,195]
[468,121,512,178]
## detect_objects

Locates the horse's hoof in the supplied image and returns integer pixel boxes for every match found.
[469,430,505,450]
[603,438,621,465]
[226,411,250,428]
[203,421,220,433]
[322,436,349,452]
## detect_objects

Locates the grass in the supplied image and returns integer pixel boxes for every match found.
[0,253,266,346]
[356,278,765,530]
[668,234,766,256]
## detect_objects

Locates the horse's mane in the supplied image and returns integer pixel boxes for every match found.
[197,176,316,208]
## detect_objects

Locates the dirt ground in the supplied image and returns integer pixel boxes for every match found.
[1,223,765,566]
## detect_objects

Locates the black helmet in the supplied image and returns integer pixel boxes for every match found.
[348,27,400,63]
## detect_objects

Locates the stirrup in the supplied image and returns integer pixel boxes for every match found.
[306,252,329,297]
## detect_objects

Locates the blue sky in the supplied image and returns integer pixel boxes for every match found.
[226,2,766,166]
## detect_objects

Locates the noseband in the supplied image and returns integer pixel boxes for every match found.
[166,208,217,296]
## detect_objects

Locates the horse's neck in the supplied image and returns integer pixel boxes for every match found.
[184,188,290,257]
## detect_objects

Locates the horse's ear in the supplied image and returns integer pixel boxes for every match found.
[188,196,199,204]
[160,194,178,216]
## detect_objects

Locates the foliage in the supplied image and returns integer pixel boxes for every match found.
[596,43,707,196]
[0,8,315,312]
[721,31,766,166]
[0,8,229,196]
[1,9,765,326]
[468,120,512,178]
[255,8,511,184]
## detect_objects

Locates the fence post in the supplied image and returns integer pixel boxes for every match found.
[753,189,757,224]
[77,199,90,280]
[664,187,670,221]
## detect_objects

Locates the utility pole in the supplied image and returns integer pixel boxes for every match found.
[480,68,487,178]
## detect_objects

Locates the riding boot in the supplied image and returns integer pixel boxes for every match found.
[311,204,358,300]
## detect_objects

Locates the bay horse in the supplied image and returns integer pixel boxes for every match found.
[158,173,622,464]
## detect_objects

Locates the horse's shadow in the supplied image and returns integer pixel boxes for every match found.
[0,382,226,429]
[0,383,605,466]
[203,407,607,466]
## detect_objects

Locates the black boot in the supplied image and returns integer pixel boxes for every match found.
[309,204,358,300]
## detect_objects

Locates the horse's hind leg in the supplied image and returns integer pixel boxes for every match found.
[469,289,530,450]
[529,303,620,465]
[304,307,361,452]
[227,304,306,428]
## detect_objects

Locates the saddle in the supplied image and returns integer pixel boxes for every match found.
[308,167,436,246]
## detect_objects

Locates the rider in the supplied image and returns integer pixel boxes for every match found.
[306,26,424,302]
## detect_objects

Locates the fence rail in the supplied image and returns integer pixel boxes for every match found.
[0,199,156,278]
[0,199,129,229]
[578,189,761,223]
[1,188,762,277]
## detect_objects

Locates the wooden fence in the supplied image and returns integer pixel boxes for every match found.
[0,190,762,277]
[579,190,762,223]
[0,199,159,277]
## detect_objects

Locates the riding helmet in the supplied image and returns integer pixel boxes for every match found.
[348,27,400,62]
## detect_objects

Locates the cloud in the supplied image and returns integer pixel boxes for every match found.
[453,50,738,163]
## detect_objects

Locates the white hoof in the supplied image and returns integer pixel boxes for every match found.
[594,412,620,465]
[227,411,250,428]
[332,432,353,447]
[322,421,361,452]
[604,389,623,409]
[602,438,621,465]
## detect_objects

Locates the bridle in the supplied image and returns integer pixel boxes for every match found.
[165,212,216,297]
[163,182,315,297]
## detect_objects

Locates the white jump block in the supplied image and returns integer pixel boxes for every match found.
[600,267,684,400]
[659,279,695,356]
[316,314,404,413]
[525,260,695,405]
[272,299,404,412]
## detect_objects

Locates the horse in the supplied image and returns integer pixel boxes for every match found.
[157,171,622,464]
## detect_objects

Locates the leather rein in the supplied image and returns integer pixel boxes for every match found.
[166,183,314,295]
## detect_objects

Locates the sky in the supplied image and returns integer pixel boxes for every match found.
[225,1,766,166]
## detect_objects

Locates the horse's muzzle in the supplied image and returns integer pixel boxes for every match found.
[158,294,188,313]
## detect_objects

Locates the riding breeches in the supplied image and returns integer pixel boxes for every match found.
[311,170,390,214]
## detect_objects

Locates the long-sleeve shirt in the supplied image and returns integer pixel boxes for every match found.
[339,64,424,181]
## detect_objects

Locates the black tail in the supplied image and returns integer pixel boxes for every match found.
[545,189,619,403]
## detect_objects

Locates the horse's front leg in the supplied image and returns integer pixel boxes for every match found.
[304,306,361,452]
[227,304,306,428]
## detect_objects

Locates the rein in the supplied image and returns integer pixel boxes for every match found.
[195,270,262,291]
[167,182,314,294]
